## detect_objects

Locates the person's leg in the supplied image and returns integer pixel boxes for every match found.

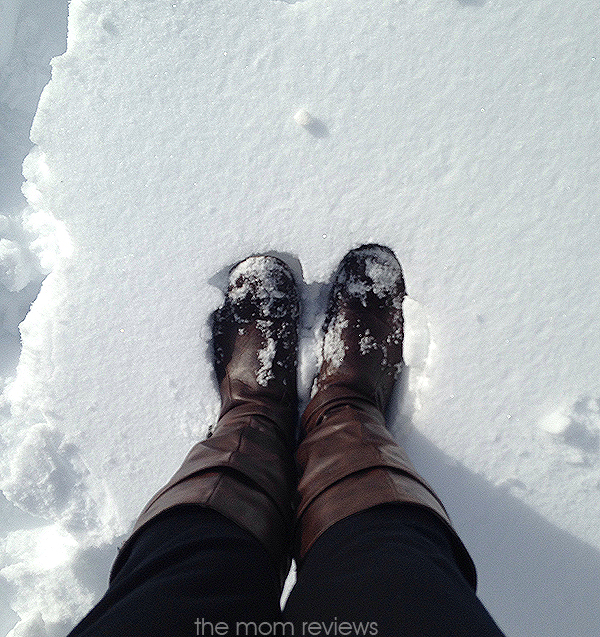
[69,506,283,637]
[67,255,300,635]
[289,245,503,635]
[285,504,505,637]
[117,255,300,588]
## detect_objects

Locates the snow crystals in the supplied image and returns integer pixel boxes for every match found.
[255,319,277,387]
[322,315,348,371]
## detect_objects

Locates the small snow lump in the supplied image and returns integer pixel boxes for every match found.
[294,108,314,127]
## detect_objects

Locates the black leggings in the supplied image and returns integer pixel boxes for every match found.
[67,504,505,637]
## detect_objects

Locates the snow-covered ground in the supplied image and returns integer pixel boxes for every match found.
[1,0,599,635]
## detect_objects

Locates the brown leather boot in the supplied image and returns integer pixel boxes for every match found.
[295,245,477,587]
[111,256,299,588]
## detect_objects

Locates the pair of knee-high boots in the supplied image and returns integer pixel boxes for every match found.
[110,245,476,591]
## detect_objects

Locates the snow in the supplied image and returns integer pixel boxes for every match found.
[294,109,314,128]
[256,327,277,387]
[1,0,599,635]
[321,315,348,375]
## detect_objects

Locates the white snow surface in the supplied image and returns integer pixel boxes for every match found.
[1,0,599,635]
